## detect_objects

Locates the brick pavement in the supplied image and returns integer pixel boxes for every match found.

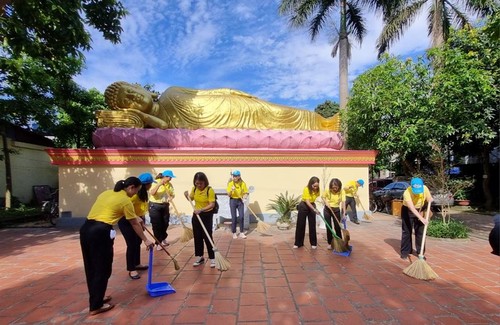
[0,213,498,324]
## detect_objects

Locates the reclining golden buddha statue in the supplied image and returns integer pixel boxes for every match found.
[98,81,340,131]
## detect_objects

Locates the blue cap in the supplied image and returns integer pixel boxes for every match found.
[232,170,241,176]
[411,178,424,194]
[357,179,364,187]
[162,170,176,178]
[138,173,155,184]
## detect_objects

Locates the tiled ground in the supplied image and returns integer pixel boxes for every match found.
[0,213,498,324]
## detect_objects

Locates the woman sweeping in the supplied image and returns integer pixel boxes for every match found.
[149,170,176,250]
[80,177,154,316]
[184,172,217,268]
[226,170,249,239]
[322,178,346,249]
[118,173,155,279]
[294,177,321,249]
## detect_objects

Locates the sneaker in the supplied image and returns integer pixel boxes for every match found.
[353,220,360,224]
[400,254,409,260]
[210,259,216,268]
[156,245,162,251]
[293,245,299,249]
[161,239,170,246]
[239,233,247,239]
[193,257,205,266]
[232,233,237,239]
[311,246,317,249]
[327,245,332,250]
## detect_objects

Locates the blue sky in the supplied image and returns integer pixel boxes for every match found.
[74,0,429,111]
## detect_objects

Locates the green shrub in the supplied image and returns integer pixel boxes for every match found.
[427,219,470,239]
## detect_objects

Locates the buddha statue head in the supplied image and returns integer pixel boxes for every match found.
[104,81,159,113]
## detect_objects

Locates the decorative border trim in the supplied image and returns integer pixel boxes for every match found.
[46,148,377,166]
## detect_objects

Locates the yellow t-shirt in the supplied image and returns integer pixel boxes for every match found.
[131,194,148,216]
[149,182,174,203]
[87,190,136,225]
[190,186,216,211]
[302,186,320,203]
[344,180,358,197]
[322,189,346,208]
[226,180,248,199]
[403,186,431,209]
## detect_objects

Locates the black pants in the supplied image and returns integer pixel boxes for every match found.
[323,207,342,244]
[345,196,358,222]
[118,217,142,271]
[230,198,245,233]
[192,211,215,259]
[294,201,317,247]
[149,203,170,243]
[80,220,114,312]
[400,205,425,256]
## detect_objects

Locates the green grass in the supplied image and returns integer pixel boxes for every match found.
[427,219,470,239]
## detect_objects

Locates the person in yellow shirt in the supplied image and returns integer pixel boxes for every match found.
[226,170,249,239]
[322,178,347,249]
[148,170,176,250]
[401,177,433,260]
[294,177,321,249]
[343,179,364,224]
[184,172,217,268]
[80,177,154,316]
[118,173,155,280]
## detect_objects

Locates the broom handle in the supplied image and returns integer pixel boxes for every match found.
[184,193,218,249]
[245,202,265,223]
[144,226,177,260]
[418,203,432,257]
[321,198,343,238]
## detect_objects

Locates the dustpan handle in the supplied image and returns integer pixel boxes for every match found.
[147,248,153,286]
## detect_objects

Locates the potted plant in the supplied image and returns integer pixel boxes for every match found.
[453,189,470,206]
[448,178,474,206]
[266,191,301,230]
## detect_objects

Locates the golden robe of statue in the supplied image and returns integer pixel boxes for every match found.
[98,81,340,131]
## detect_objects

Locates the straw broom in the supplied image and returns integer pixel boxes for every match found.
[164,192,194,243]
[245,204,271,234]
[355,195,372,220]
[143,227,180,271]
[320,198,350,252]
[184,193,231,272]
[403,204,438,280]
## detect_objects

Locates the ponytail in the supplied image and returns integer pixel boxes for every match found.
[114,177,142,192]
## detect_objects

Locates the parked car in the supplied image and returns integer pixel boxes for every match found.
[372,181,410,213]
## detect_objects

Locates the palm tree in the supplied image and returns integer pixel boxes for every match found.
[278,0,369,111]
[377,0,495,56]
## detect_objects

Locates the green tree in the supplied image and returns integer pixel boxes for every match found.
[430,21,499,209]
[278,0,375,111]
[377,0,495,55]
[315,100,340,118]
[344,55,436,173]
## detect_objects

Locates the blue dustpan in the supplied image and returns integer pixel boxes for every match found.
[333,219,352,257]
[146,249,176,297]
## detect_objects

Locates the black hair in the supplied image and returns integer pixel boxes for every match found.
[155,173,163,180]
[193,172,210,188]
[114,177,142,192]
[137,185,149,202]
[307,176,320,194]
[329,178,342,193]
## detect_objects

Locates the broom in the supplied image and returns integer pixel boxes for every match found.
[355,195,372,220]
[184,193,231,272]
[320,198,349,252]
[143,227,180,271]
[170,200,194,243]
[245,203,271,233]
[164,192,194,243]
[403,204,438,280]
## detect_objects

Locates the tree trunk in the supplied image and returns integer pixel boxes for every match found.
[0,125,13,209]
[431,0,445,48]
[481,147,492,210]
[339,0,349,149]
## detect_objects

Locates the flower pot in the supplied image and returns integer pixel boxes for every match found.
[276,220,291,230]
[455,199,470,206]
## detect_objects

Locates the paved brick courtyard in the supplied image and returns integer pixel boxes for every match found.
[0,213,498,324]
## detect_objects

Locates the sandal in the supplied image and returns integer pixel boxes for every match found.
[89,303,114,316]
[135,265,148,270]
[103,296,112,304]
[129,271,141,279]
